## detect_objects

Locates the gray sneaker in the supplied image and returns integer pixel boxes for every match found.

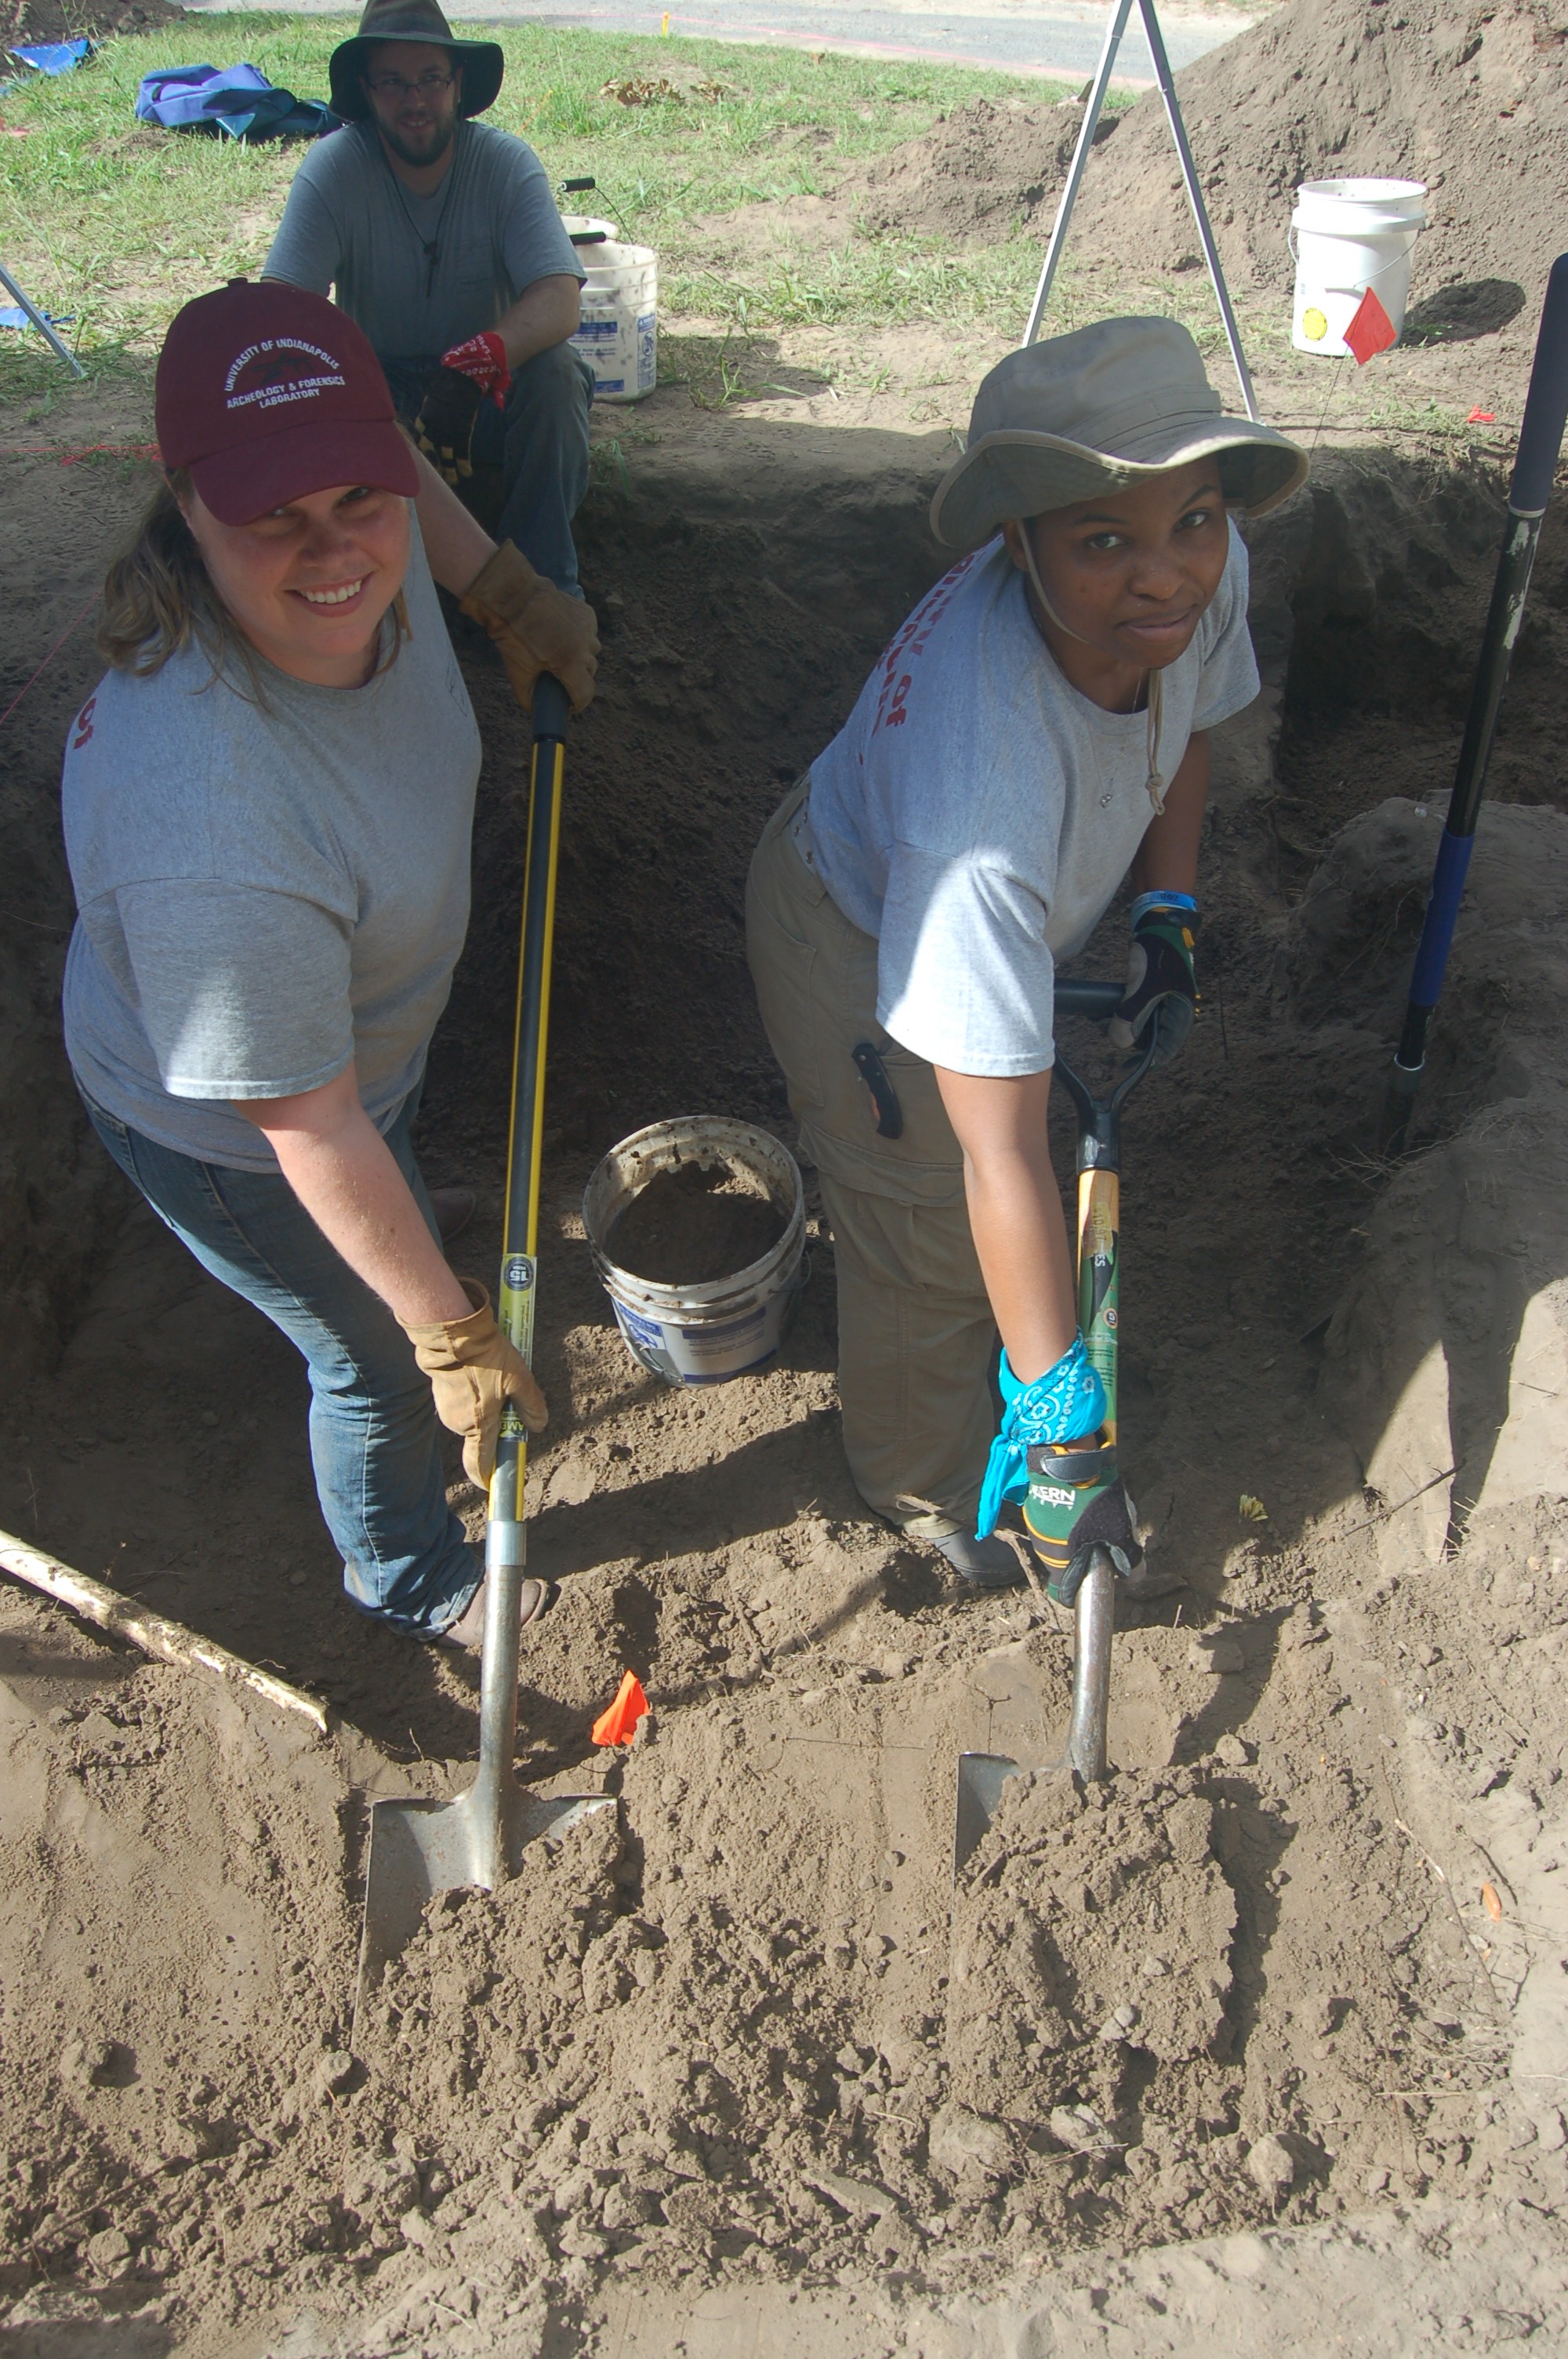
[932,1528,1029,1589]
[890,1501,1029,1591]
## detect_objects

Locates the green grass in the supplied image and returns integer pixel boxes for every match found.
[0,16,1080,400]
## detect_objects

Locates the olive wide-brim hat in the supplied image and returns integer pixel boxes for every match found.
[931,317,1308,549]
[329,0,505,122]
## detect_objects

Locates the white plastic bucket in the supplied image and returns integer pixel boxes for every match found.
[583,1117,807,1387]
[564,216,657,402]
[1290,177,1426,356]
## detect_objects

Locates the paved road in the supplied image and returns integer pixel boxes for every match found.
[189,0,1250,85]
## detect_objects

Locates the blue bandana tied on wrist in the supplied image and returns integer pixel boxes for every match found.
[975,1336,1107,1540]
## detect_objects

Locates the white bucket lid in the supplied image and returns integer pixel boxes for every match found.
[1294,176,1426,230]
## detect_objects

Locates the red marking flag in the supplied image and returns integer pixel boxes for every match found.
[1344,287,1398,366]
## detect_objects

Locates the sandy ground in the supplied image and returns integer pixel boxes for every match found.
[4,41,1568,2350]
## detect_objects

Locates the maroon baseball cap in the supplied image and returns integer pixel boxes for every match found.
[155,279,419,525]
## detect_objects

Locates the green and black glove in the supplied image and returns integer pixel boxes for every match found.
[1108,891,1199,1066]
[1023,1434,1143,1607]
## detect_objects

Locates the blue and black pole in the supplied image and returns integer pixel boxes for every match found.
[1384,253,1568,1154]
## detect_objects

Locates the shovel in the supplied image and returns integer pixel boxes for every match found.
[355,675,613,2023]
[955,976,1159,1870]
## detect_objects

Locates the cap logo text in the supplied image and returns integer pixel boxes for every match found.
[224,336,347,414]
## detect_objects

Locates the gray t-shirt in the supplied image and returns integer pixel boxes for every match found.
[263,118,583,365]
[805,524,1259,1077]
[62,522,482,1172]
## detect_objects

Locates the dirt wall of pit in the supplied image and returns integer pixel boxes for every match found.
[0,455,149,1377]
[4,424,1566,1414]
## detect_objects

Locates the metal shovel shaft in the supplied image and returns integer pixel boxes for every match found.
[1064,1550,1116,1781]
[354,677,604,2020]
[462,672,572,1884]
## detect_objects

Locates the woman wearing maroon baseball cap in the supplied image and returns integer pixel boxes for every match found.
[60,280,597,1652]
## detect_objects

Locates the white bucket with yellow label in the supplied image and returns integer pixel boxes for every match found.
[1290,178,1426,356]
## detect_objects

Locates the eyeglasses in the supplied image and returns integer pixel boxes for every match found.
[365,69,454,98]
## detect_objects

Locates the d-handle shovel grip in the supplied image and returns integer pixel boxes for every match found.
[1054,978,1124,1021]
[1512,253,1568,518]
[532,672,570,744]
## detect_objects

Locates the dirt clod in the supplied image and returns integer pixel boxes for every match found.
[1247,2133,1299,2197]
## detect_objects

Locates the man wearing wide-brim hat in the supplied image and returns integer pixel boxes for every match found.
[265,0,593,600]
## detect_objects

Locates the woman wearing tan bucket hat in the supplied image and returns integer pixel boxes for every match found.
[746,317,1305,1598]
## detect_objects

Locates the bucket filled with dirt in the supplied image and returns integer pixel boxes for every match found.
[583,1115,806,1384]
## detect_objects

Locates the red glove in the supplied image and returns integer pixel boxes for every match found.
[437,330,510,409]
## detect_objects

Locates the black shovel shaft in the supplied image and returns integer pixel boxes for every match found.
[502,674,571,1275]
[483,671,568,1631]
[1393,253,1568,1085]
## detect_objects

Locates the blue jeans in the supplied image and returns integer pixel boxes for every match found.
[387,343,593,594]
[81,1092,480,1641]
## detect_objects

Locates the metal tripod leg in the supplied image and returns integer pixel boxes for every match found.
[0,262,84,377]
[1021,0,1259,423]
[1140,0,1259,421]
[1024,0,1134,347]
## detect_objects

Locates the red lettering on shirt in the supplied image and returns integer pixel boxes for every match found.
[870,552,975,737]
[71,696,96,749]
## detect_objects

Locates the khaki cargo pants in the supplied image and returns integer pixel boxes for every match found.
[745,783,997,1535]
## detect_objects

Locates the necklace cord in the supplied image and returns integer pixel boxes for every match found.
[383,122,464,296]
[1018,533,1165,812]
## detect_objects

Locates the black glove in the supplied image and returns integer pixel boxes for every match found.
[1108,892,1199,1067]
[414,365,485,486]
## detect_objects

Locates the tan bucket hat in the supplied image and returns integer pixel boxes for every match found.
[931,317,1308,550]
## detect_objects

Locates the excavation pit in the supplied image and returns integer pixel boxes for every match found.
[2,387,1567,2352]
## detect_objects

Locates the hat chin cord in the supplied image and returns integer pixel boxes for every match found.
[1018,532,1167,817]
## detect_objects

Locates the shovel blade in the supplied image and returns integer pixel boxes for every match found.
[954,1750,1025,1877]
[355,1785,614,2023]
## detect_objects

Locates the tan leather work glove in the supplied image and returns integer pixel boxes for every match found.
[402,1279,547,1489]
[459,540,600,714]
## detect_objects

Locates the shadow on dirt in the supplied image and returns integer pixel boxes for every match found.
[2,414,1565,1777]
[1401,278,1527,345]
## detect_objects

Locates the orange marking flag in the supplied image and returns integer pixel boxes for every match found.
[591,1670,649,1746]
[1344,287,1398,366]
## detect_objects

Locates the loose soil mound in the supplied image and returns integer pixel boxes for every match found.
[605,1158,786,1286]
[847,93,1114,245]
[1073,0,1568,301]
[948,1768,1236,2125]
[2,0,183,42]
